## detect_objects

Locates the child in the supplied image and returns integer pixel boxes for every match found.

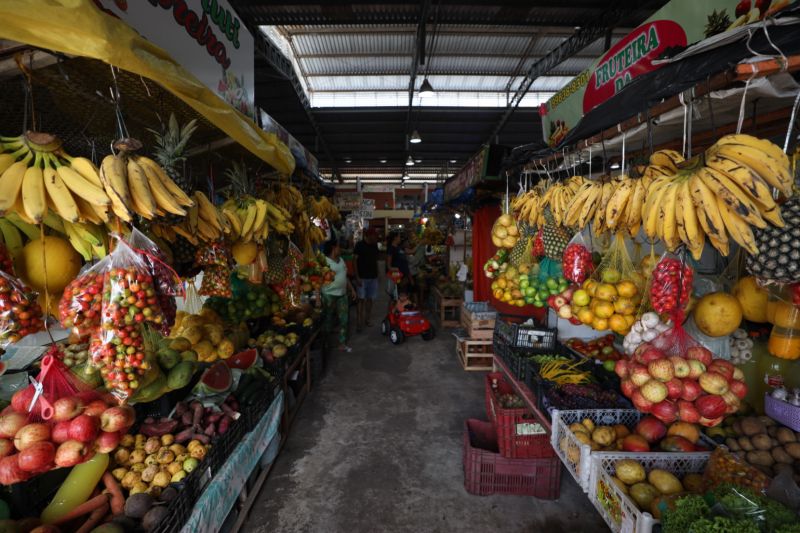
[395,292,413,313]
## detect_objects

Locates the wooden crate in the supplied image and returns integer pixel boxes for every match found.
[432,286,462,328]
[456,336,494,371]
[461,304,496,340]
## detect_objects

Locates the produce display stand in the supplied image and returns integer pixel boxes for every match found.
[432,286,463,328]
[491,354,552,434]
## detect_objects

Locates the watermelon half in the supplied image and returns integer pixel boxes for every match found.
[196,361,232,394]
[225,349,258,370]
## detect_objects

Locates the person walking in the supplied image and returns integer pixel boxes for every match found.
[386,231,412,296]
[322,240,356,352]
[353,228,379,331]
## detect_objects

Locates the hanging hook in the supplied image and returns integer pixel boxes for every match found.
[784,90,800,154]
[621,130,627,177]
[588,144,592,178]
[679,91,688,158]
[736,67,757,134]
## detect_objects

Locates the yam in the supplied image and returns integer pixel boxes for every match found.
[740,417,766,436]
[776,427,797,444]
[746,450,775,467]
[725,438,741,451]
[751,434,772,451]
[771,446,794,465]
[784,442,800,460]
[738,436,755,451]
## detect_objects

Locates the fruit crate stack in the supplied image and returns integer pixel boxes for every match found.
[460,302,496,340]
[453,330,494,371]
[432,285,462,328]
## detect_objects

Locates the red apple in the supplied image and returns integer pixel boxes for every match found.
[622,434,650,452]
[641,379,668,403]
[698,416,724,428]
[0,413,28,439]
[721,391,741,414]
[54,440,92,468]
[68,415,100,443]
[699,372,729,395]
[52,397,84,422]
[630,364,652,387]
[686,346,713,366]
[10,387,38,417]
[94,431,122,454]
[0,438,13,458]
[729,380,748,400]
[620,379,637,398]
[680,379,703,402]
[631,390,654,413]
[83,400,108,418]
[635,415,667,443]
[695,395,727,419]
[614,360,630,379]
[669,356,690,378]
[648,359,675,382]
[13,424,50,451]
[708,360,735,381]
[17,441,55,473]
[687,360,706,380]
[658,435,695,452]
[665,378,683,400]
[678,400,701,423]
[100,406,135,433]
[651,400,679,424]
[640,347,666,364]
[0,454,31,485]
[51,421,71,444]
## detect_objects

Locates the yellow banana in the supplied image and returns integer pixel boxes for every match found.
[64,156,103,189]
[689,172,727,244]
[134,156,194,207]
[223,209,242,238]
[605,178,633,229]
[679,180,703,259]
[98,156,132,222]
[717,196,759,255]
[126,159,157,219]
[135,157,187,215]
[711,143,792,196]
[643,179,670,239]
[21,154,46,223]
[253,200,267,234]
[62,221,93,261]
[172,224,199,245]
[704,154,783,227]
[0,154,32,213]
[713,134,789,172]
[48,154,109,207]
[43,166,80,223]
[697,167,766,228]
[659,182,680,250]
[0,154,17,176]
[194,191,221,231]
[649,149,684,172]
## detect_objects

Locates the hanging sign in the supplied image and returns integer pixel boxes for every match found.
[334,192,363,211]
[444,146,489,201]
[92,0,255,118]
[540,0,797,147]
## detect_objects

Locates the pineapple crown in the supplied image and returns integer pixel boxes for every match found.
[224,160,253,198]
[148,113,198,170]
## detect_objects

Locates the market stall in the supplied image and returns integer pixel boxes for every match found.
[460,2,800,531]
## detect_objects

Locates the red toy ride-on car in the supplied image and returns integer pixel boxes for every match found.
[381,308,435,345]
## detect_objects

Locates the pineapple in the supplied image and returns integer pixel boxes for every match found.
[704,9,731,38]
[541,209,571,260]
[224,161,253,199]
[148,113,198,194]
[746,197,800,283]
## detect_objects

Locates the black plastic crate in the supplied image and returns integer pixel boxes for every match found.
[242,385,276,432]
[205,413,247,476]
[494,319,556,351]
[492,340,526,381]
[3,467,70,518]
[150,465,207,533]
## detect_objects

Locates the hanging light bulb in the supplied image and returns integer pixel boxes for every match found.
[419,79,434,98]
[409,130,422,144]
[402,170,409,180]
[406,155,415,166]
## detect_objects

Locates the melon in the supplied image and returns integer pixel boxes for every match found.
[225,348,258,370]
[231,241,258,265]
[732,276,768,323]
[21,236,81,294]
[195,362,232,395]
[693,292,742,337]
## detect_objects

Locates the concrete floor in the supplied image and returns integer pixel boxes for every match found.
[243,301,609,533]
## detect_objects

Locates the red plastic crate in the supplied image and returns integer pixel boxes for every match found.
[463,419,561,499]
[485,373,555,459]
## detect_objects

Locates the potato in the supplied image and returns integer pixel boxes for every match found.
[751,434,772,451]
[770,437,780,448]
[733,419,743,436]
[758,415,776,427]
[746,450,775,467]
[772,447,794,464]
[725,437,741,451]
[738,436,755,451]
[741,417,766,437]
[776,427,797,444]
[784,442,800,460]
[767,426,778,438]
[774,463,794,477]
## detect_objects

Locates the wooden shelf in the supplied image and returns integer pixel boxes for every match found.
[492,354,551,433]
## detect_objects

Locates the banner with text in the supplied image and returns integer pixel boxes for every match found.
[540,0,797,147]
[94,0,255,118]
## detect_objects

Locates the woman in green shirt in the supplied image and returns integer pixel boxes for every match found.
[322,240,357,352]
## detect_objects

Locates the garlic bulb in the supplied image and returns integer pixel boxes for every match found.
[732,328,748,340]
[641,312,660,329]
[772,387,788,401]
[642,329,659,342]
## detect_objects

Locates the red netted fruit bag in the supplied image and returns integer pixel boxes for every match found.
[649,253,693,317]
[649,317,700,357]
[562,231,594,284]
[59,257,109,340]
[0,270,44,347]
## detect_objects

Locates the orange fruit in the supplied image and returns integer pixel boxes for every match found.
[592,317,609,331]
[614,297,636,315]
[594,301,615,319]
[578,308,594,325]
[595,283,618,302]
[583,279,598,297]
[616,280,638,298]
[609,314,629,334]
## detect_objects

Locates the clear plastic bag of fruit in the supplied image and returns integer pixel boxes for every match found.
[703,447,770,493]
[59,256,111,340]
[195,241,230,267]
[199,265,232,298]
[562,230,595,284]
[649,250,694,319]
[126,228,181,334]
[89,238,166,400]
[0,269,45,347]
[182,278,203,315]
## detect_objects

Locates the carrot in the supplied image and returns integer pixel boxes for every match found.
[74,501,109,533]
[53,494,110,525]
[102,472,125,516]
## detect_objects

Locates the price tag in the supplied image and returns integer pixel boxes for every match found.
[2,345,47,371]
[516,422,546,436]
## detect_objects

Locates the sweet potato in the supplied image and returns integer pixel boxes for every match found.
[738,436,755,451]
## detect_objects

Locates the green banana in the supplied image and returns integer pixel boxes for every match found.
[4,213,39,240]
[0,219,23,260]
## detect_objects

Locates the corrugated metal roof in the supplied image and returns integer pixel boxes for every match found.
[306,73,574,92]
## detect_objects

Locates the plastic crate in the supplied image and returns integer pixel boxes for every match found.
[242,385,276,432]
[589,452,709,533]
[463,419,561,499]
[485,373,555,459]
[764,393,800,431]
[492,339,527,380]
[150,466,207,533]
[494,318,556,350]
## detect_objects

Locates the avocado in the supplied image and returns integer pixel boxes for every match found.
[130,372,168,403]
[167,361,195,390]
[142,507,169,531]
[156,349,181,370]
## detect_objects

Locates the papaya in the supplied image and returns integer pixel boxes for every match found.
[129,371,168,404]
[167,361,195,390]
[156,348,181,370]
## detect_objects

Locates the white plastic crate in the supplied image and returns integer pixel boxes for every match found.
[550,409,715,493]
[588,452,709,533]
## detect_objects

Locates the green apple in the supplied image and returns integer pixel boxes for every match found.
[545,278,559,290]
[572,289,590,307]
